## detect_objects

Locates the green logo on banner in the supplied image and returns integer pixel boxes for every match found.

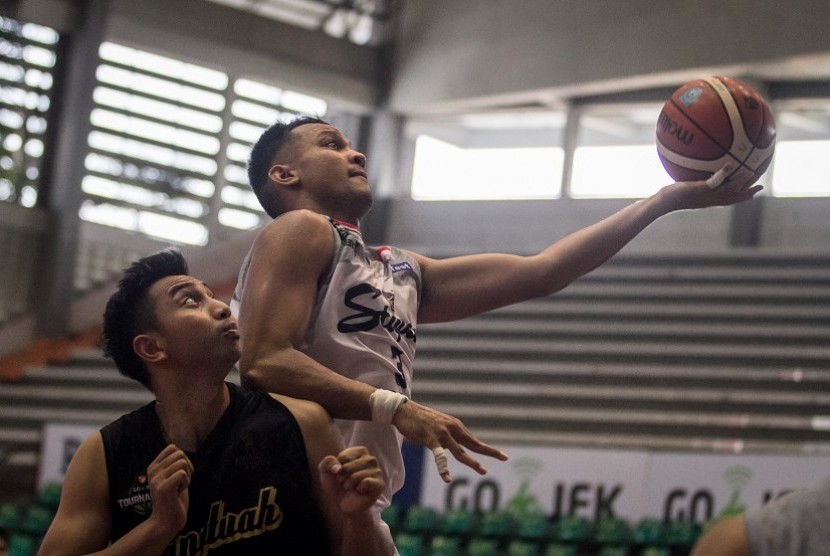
[506,457,544,516]
[718,465,752,518]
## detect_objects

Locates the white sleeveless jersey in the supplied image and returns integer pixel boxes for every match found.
[232,215,421,509]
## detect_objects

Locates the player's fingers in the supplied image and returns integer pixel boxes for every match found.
[705,164,733,189]
[445,440,490,476]
[354,476,385,497]
[330,449,380,485]
[336,446,368,465]
[318,454,343,476]
[430,445,451,483]
[448,423,509,461]
[340,465,384,492]
[153,468,191,500]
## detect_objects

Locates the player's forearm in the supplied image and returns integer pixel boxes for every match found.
[242,349,375,420]
[40,519,176,556]
[338,513,391,556]
[100,521,176,556]
[534,188,672,293]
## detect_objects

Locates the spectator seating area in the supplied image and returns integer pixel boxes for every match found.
[384,504,702,556]
[0,483,60,556]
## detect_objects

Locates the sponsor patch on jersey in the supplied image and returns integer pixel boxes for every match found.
[391,261,413,273]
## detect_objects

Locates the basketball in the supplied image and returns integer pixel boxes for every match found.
[656,76,776,186]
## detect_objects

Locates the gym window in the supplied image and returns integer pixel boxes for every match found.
[80,41,327,246]
[0,16,59,208]
[409,112,566,201]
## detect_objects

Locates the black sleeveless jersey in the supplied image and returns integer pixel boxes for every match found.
[101,382,330,555]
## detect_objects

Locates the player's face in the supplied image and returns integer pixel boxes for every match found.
[146,275,241,370]
[284,123,373,222]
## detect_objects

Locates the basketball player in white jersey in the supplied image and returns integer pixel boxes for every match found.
[232,116,761,519]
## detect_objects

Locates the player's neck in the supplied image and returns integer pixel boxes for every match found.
[331,216,361,231]
[153,377,230,452]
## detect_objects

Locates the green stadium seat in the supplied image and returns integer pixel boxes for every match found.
[593,516,629,545]
[543,543,577,556]
[632,518,664,546]
[403,506,439,533]
[20,504,54,535]
[514,510,551,540]
[476,510,514,538]
[505,539,540,556]
[37,482,62,510]
[0,502,21,529]
[664,519,700,547]
[428,535,461,556]
[465,537,500,556]
[598,546,629,556]
[552,515,590,543]
[381,504,402,532]
[396,532,425,556]
[639,547,670,556]
[7,533,36,556]
[440,507,476,536]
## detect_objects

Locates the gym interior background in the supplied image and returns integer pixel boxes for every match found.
[0,0,829,554]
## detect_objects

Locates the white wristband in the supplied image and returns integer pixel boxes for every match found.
[369,389,408,424]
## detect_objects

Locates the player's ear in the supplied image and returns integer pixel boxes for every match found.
[268,164,300,187]
[133,333,167,364]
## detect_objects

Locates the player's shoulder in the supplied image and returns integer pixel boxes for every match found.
[252,209,335,258]
[260,209,332,238]
[66,430,106,473]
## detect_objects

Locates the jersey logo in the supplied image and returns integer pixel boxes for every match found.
[391,261,413,273]
[337,283,416,343]
[116,475,152,516]
[167,486,283,555]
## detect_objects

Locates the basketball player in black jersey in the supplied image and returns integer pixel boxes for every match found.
[38,250,391,556]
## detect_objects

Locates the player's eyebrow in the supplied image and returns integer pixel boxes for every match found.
[166,279,210,298]
[316,128,348,145]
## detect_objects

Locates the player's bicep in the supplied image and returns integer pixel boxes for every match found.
[413,251,541,323]
[238,212,334,356]
[38,433,112,555]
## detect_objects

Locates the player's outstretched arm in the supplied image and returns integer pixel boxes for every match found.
[414,176,762,324]
[38,437,192,556]
[276,395,393,556]
[238,210,377,421]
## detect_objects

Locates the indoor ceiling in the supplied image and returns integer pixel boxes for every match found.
[200,0,397,45]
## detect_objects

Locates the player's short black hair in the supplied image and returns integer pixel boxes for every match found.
[247,115,327,217]
[101,249,188,388]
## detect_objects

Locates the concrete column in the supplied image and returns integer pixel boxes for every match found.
[32,0,109,338]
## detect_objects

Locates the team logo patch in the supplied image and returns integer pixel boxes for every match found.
[117,475,152,516]
[679,87,703,106]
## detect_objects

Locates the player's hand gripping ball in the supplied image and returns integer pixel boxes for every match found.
[656,76,775,188]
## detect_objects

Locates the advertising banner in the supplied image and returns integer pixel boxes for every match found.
[419,444,830,523]
[37,422,99,490]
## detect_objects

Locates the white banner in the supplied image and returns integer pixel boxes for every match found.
[419,445,830,523]
[37,422,99,491]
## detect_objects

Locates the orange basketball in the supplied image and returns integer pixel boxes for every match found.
[656,76,776,186]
